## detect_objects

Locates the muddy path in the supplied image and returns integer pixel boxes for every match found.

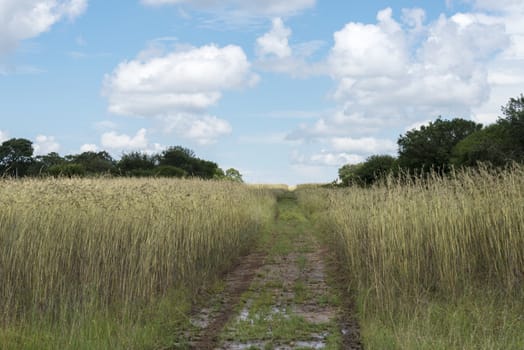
[180,193,361,349]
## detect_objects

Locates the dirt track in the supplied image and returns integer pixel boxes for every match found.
[180,194,361,349]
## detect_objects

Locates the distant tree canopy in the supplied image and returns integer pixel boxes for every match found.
[339,155,396,186]
[338,94,524,187]
[398,118,482,173]
[452,94,524,166]
[159,146,220,179]
[0,138,34,178]
[0,141,242,182]
[224,168,244,183]
[451,123,510,167]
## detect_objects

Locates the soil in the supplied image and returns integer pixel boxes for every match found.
[177,195,362,349]
[188,252,267,350]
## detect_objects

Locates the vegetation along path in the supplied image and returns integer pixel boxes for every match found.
[179,191,361,349]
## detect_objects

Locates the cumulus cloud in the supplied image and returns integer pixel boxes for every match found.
[292,150,364,167]
[291,7,509,143]
[287,6,515,167]
[0,0,87,55]
[330,137,396,155]
[0,130,8,143]
[161,114,232,145]
[33,135,60,155]
[141,0,315,17]
[105,44,256,116]
[465,0,523,11]
[256,18,291,59]
[255,18,326,77]
[80,143,98,152]
[104,44,256,144]
[330,8,408,80]
[453,1,524,123]
[101,128,148,150]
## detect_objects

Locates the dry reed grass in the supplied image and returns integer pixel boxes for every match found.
[0,178,275,325]
[298,166,524,311]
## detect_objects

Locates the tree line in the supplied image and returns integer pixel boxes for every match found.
[0,143,243,182]
[339,94,524,186]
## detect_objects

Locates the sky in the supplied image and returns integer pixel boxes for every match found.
[1,0,523,184]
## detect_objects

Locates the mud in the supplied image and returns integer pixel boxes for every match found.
[177,196,362,349]
[188,251,267,350]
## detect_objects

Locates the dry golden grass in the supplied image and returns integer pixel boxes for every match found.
[0,178,275,325]
[298,166,524,348]
[299,165,524,308]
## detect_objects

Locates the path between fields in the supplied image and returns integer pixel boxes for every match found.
[182,193,361,349]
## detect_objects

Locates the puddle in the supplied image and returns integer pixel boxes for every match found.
[294,340,326,349]
[238,307,250,322]
[292,305,336,324]
[219,341,267,349]
[218,341,327,350]
[190,308,213,328]
[236,303,290,323]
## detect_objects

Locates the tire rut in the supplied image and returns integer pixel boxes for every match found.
[177,195,362,349]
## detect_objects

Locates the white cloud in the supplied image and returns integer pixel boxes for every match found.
[465,0,523,11]
[0,130,8,143]
[101,128,148,150]
[141,0,315,17]
[34,135,60,155]
[80,143,98,152]
[291,7,510,144]
[404,120,432,132]
[161,114,232,145]
[142,142,165,155]
[254,18,326,77]
[256,18,291,59]
[292,150,364,167]
[455,1,524,123]
[331,137,396,155]
[238,132,297,145]
[330,8,408,79]
[105,44,256,116]
[104,44,257,144]
[310,152,364,167]
[402,8,426,31]
[0,0,87,55]
[286,6,516,168]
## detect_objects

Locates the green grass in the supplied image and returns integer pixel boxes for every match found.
[360,290,524,349]
[0,289,193,350]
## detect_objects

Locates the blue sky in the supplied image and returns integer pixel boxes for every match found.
[1,0,523,184]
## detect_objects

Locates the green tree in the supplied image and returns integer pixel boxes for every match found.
[398,117,482,173]
[339,155,397,186]
[154,165,186,178]
[159,146,195,169]
[0,138,34,178]
[357,155,397,185]
[48,163,86,177]
[338,163,364,186]
[27,152,66,176]
[224,168,243,183]
[451,123,510,167]
[501,94,524,160]
[159,146,219,179]
[66,151,116,174]
[118,151,156,176]
[451,94,524,167]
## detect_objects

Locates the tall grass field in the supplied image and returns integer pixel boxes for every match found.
[298,166,524,349]
[0,178,275,349]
